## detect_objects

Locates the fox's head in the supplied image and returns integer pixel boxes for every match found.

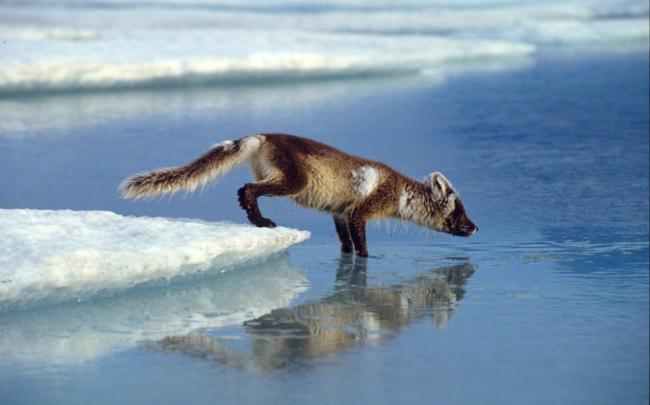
[419,172,478,237]
[400,172,478,236]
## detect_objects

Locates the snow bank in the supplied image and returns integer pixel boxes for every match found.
[0,209,309,310]
[2,0,647,94]
[0,31,534,93]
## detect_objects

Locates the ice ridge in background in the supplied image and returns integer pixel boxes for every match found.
[0,209,310,311]
[0,0,647,94]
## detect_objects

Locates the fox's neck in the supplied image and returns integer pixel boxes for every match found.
[396,177,435,227]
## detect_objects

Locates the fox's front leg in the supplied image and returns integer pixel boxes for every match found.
[347,214,368,257]
[345,190,394,257]
[333,215,354,253]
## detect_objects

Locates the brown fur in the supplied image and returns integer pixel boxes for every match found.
[121,133,477,256]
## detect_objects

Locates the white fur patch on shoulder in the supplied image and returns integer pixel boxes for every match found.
[351,165,379,196]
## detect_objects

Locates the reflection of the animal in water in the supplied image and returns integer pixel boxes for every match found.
[159,256,475,371]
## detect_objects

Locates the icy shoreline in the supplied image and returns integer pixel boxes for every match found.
[1,0,646,94]
[0,209,310,310]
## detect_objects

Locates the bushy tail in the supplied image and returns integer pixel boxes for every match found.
[121,135,262,199]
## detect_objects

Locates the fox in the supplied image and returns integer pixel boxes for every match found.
[121,133,478,256]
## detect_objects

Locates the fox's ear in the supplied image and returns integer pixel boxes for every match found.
[427,171,454,200]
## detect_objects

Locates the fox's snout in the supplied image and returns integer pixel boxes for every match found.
[448,222,478,237]
[460,224,478,237]
[442,198,477,237]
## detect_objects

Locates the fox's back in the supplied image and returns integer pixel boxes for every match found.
[261,134,387,213]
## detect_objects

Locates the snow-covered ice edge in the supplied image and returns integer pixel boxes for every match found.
[0,209,310,311]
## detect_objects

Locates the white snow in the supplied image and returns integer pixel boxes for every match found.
[0,31,535,93]
[0,209,309,310]
[4,0,647,96]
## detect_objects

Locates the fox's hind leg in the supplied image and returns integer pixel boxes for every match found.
[238,183,276,227]
[333,215,354,253]
[237,175,306,228]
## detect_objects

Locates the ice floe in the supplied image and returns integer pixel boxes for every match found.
[0,209,309,310]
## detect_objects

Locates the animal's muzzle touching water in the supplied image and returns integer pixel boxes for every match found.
[444,200,478,237]
[449,225,479,237]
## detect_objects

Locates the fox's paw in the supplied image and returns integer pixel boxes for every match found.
[252,217,277,228]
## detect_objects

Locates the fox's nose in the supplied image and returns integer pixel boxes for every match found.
[470,226,478,235]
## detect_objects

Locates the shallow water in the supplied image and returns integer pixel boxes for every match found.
[0,51,648,404]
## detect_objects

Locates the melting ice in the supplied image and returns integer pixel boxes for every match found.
[0,0,647,94]
[0,209,309,310]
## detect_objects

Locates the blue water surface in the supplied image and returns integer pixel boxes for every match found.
[0,51,648,404]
